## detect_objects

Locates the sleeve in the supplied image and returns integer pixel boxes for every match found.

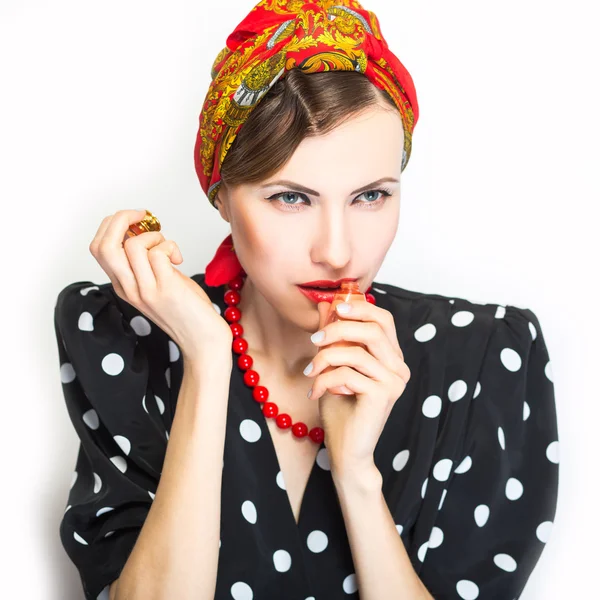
[55,281,175,600]
[418,306,560,599]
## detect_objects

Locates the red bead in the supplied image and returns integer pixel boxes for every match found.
[237,354,253,370]
[224,289,241,306]
[230,322,244,338]
[252,386,269,403]
[292,422,308,438]
[243,369,259,387]
[366,293,375,304]
[229,276,244,291]
[232,337,248,354]
[276,413,292,429]
[262,401,278,417]
[309,427,325,444]
[224,306,241,322]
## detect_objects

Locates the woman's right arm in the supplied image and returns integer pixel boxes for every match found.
[112,352,232,600]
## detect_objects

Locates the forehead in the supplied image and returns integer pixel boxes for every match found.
[272,107,405,191]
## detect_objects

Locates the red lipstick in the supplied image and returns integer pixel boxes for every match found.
[297,277,359,303]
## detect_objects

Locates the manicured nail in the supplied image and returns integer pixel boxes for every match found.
[336,302,351,314]
[303,361,314,376]
[311,330,325,344]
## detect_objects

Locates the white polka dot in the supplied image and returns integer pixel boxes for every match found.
[165,430,169,441]
[104,531,115,538]
[422,395,442,418]
[148,491,155,500]
[96,507,114,517]
[73,531,88,545]
[239,419,262,443]
[500,348,522,372]
[342,573,358,594]
[130,315,151,336]
[421,477,428,499]
[102,353,124,376]
[495,305,506,319]
[474,504,490,527]
[523,401,530,421]
[230,581,253,600]
[433,458,453,482]
[276,471,286,490]
[168,340,180,362]
[529,321,537,340]
[451,311,475,327]
[498,426,505,450]
[414,323,436,342]
[494,553,517,572]
[454,456,472,474]
[165,367,171,388]
[110,456,127,473]
[142,395,148,413]
[155,395,165,415]
[219,539,221,548]
[417,541,429,562]
[78,311,94,331]
[316,447,331,470]
[82,409,99,430]
[273,549,292,572]
[473,381,481,398]
[438,489,447,510]
[114,435,131,455]
[80,285,99,296]
[60,363,76,383]
[395,524,404,535]
[536,521,553,543]
[545,360,553,382]
[448,380,468,402]
[372,287,387,294]
[70,471,78,489]
[505,477,523,500]
[305,597,316,600]
[456,579,479,599]
[241,500,257,524]
[93,473,102,493]
[212,302,222,315]
[428,526,444,548]
[307,530,328,553]
[64,505,71,513]
[392,449,410,471]
[546,441,559,464]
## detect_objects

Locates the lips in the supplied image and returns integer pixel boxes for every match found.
[299,278,358,288]
[297,286,343,303]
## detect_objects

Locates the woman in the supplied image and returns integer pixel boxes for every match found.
[55,1,559,599]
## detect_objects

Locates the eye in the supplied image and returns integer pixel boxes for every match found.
[266,188,393,211]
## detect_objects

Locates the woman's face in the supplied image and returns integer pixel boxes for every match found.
[216,102,405,331]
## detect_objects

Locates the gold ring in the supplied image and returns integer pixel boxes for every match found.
[124,210,161,240]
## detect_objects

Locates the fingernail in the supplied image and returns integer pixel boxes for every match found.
[303,361,314,376]
[311,330,325,344]
[336,302,351,314]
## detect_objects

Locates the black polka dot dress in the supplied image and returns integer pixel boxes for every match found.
[54,273,559,600]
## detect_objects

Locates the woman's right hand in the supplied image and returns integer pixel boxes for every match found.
[89,208,234,363]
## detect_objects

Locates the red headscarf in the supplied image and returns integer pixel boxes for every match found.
[197,0,419,286]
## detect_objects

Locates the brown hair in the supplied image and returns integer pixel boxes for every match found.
[218,69,398,192]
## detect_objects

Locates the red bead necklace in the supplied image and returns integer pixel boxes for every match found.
[222,273,377,445]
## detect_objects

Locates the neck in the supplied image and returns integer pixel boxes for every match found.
[235,277,319,380]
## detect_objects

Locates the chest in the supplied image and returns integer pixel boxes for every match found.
[263,380,323,525]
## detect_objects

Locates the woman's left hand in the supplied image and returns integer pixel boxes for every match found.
[306,299,411,478]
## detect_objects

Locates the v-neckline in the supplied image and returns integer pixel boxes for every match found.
[231,359,327,530]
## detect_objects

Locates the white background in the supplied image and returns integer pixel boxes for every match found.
[1,0,598,598]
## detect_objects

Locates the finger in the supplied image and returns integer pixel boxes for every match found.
[332,300,403,358]
[313,319,405,377]
[123,231,167,294]
[306,344,390,383]
[309,365,378,401]
[147,240,183,287]
[89,215,114,257]
[97,209,148,301]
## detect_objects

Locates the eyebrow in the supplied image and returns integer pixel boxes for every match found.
[260,177,400,197]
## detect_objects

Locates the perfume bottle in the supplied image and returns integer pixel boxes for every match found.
[123,210,161,240]
[321,281,367,395]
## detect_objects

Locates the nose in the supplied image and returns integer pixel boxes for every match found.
[309,210,352,271]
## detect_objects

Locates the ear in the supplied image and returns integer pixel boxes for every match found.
[214,192,231,223]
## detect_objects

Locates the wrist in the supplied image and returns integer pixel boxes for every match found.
[331,460,383,494]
